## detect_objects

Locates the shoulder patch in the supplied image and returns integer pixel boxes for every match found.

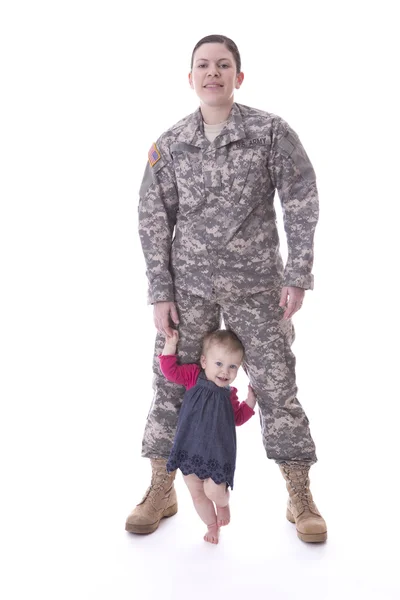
[148,143,161,167]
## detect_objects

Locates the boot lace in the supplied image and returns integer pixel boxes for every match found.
[143,470,173,509]
[282,465,315,513]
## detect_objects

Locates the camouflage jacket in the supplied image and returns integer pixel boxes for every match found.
[138,103,319,304]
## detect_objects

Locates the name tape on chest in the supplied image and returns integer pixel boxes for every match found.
[148,143,161,167]
[233,137,268,149]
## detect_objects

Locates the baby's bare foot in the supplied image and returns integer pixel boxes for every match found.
[204,523,219,544]
[216,504,230,527]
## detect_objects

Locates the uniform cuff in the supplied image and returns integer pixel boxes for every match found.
[147,278,175,304]
[283,272,314,290]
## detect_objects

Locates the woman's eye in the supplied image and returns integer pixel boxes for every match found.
[219,64,230,68]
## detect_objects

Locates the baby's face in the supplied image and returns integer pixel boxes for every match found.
[200,344,243,387]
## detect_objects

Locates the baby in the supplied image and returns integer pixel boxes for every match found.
[160,329,256,544]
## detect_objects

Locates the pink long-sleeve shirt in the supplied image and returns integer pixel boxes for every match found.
[159,354,255,426]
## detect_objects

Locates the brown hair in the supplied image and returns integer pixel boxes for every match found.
[190,35,241,73]
[202,329,244,356]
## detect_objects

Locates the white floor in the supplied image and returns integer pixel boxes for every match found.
[3,392,399,600]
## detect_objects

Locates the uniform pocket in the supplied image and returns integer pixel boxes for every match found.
[171,149,205,214]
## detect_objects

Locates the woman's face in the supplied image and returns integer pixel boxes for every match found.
[189,43,244,108]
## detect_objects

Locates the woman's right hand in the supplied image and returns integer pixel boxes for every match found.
[153,301,179,338]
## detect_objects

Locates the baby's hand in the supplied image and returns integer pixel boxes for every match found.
[168,329,179,344]
[246,385,257,410]
[162,329,179,355]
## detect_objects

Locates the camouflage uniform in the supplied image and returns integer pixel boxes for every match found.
[139,103,318,464]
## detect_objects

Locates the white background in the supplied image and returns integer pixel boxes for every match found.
[1,1,399,598]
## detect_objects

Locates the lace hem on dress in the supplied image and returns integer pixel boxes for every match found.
[167,450,234,488]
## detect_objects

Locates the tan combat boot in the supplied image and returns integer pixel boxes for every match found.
[125,458,178,534]
[279,462,327,543]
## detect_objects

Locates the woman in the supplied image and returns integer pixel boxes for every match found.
[126,34,327,543]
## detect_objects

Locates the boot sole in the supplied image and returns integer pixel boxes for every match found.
[125,503,178,535]
[286,507,327,543]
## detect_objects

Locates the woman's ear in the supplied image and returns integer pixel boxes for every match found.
[235,71,244,89]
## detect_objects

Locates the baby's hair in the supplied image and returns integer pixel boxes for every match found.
[202,329,244,356]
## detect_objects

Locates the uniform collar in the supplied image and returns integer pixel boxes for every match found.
[177,103,247,149]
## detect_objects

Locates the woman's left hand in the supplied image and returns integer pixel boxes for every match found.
[246,385,257,410]
[279,286,305,320]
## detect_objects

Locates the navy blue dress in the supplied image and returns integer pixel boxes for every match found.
[166,372,237,489]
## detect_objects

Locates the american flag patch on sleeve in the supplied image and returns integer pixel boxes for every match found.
[148,143,161,167]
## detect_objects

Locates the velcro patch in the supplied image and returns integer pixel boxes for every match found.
[148,143,161,167]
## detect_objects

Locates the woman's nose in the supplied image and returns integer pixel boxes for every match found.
[207,67,220,77]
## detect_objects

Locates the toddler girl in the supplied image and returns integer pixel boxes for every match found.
[159,329,256,544]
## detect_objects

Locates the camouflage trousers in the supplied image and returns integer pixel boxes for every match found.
[141,288,317,464]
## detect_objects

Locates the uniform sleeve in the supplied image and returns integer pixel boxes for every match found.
[268,118,319,290]
[138,139,179,304]
[158,354,201,389]
[229,387,255,426]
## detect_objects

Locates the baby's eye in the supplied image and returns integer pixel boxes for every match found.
[229,365,238,370]
[216,361,222,367]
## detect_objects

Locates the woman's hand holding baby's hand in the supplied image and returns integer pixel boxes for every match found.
[154,301,179,338]
[162,329,179,355]
[246,385,257,410]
